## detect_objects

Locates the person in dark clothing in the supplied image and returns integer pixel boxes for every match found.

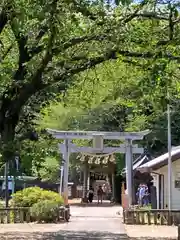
[88,187,94,203]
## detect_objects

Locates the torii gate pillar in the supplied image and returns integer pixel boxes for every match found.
[62,139,70,206]
[125,139,133,205]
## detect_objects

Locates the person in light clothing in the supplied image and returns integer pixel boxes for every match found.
[97,185,103,204]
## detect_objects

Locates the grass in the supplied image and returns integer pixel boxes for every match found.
[138,204,152,211]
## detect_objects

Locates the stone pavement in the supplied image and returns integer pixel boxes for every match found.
[0,204,127,240]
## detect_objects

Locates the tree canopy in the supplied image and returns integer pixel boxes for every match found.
[39,0,180,176]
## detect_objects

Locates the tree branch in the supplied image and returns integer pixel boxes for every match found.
[10,1,59,83]
[53,32,114,55]
[11,23,46,82]
[10,46,180,110]
[39,47,180,98]
[5,45,178,124]
[123,0,149,23]
[27,25,50,58]
[134,12,169,21]
[7,0,58,111]
[53,3,168,54]
[11,22,29,81]
[0,0,58,132]
[0,8,7,35]
[51,48,180,86]
[168,5,174,41]
[0,2,13,34]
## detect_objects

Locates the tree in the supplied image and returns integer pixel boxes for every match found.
[0,0,136,157]
[1,0,180,151]
[0,0,180,201]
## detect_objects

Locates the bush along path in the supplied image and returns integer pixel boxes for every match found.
[0,187,69,223]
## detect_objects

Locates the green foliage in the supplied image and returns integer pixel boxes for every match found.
[20,136,60,177]
[40,53,180,172]
[115,153,125,175]
[0,201,4,208]
[11,187,64,207]
[37,156,60,182]
[0,0,180,176]
[40,61,143,131]
[30,200,61,223]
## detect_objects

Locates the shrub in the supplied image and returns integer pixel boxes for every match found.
[11,187,64,207]
[40,189,64,205]
[0,201,4,208]
[30,200,60,223]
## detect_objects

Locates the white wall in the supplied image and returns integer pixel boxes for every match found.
[155,159,180,209]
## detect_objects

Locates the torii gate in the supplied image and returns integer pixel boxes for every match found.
[47,129,150,206]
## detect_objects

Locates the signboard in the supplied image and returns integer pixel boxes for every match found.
[2,181,14,190]
[90,172,106,180]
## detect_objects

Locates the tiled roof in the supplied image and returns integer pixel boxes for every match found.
[138,146,180,170]
[121,155,149,174]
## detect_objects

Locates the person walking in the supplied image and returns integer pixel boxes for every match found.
[87,187,94,203]
[143,184,149,206]
[97,185,103,204]
[137,184,146,207]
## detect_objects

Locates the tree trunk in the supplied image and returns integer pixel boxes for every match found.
[1,122,16,207]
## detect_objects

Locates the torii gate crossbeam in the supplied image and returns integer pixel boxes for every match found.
[47,129,150,207]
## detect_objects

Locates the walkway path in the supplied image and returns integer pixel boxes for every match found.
[0,204,127,240]
[67,205,127,239]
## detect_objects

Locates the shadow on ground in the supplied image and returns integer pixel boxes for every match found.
[1,230,128,239]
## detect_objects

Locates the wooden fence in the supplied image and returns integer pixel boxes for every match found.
[0,208,30,223]
[123,209,180,225]
[0,207,69,223]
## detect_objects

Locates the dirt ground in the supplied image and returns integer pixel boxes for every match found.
[125,224,178,239]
